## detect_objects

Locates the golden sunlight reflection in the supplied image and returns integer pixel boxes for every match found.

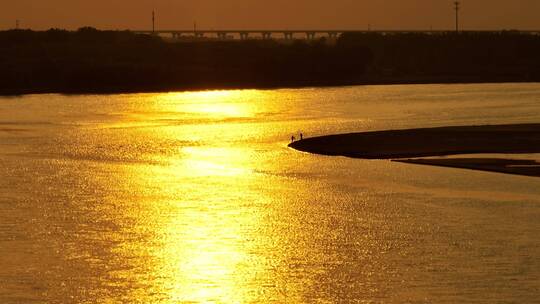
[6,85,540,303]
[85,89,319,303]
[145,145,265,303]
[106,156,264,302]
[154,90,263,119]
[158,201,261,303]
[115,104,269,302]
[179,147,253,177]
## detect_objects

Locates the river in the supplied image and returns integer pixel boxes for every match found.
[1,83,540,303]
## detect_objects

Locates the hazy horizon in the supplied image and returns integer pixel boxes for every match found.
[2,0,540,31]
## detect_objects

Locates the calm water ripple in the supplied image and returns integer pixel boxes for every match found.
[1,83,540,303]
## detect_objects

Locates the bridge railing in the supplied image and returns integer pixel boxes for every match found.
[133,30,540,40]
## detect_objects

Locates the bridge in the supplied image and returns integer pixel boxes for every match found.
[135,30,347,40]
[134,29,540,40]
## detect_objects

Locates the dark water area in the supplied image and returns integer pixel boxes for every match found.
[1,83,540,303]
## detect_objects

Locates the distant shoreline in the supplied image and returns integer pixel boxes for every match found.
[289,124,540,178]
[3,29,540,97]
[2,78,538,97]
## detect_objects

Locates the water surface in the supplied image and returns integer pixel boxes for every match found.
[1,83,540,303]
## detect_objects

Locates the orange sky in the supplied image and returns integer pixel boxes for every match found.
[2,0,540,31]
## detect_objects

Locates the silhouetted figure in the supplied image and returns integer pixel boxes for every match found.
[291,135,296,143]
[300,133,303,140]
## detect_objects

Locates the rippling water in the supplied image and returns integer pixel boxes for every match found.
[1,83,540,303]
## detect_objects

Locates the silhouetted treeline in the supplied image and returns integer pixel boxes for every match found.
[2,28,540,95]
[0,27,370,94]
[339,31,540,83]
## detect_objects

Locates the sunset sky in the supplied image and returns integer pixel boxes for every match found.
[2,0,540,31]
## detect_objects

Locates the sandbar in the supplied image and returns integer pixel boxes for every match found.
[289,124,540,177]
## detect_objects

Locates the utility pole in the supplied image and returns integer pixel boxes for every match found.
[152,10,155,33]
[454,1,460,33]
[15,19,19,30]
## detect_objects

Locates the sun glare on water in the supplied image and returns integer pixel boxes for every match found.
[109,90,280,303]
[154,90,262,119]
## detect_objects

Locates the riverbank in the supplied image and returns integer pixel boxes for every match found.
[2,77,536,97]
[395,158,540,178]
[3,29,540,96]
[289,124,540,177]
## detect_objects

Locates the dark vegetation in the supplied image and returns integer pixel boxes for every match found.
[1,28,540,95]
[341,31,540,83]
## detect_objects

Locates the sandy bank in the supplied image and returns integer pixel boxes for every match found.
[289,123,540,177]
[289,124,540,159]
[395,158,540,178]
